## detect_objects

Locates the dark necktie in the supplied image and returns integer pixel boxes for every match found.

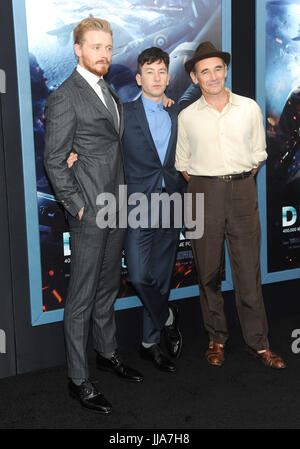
[98,78,119,132]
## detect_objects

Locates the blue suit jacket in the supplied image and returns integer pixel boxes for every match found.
[122,97,182,339]
[122,96,182,199]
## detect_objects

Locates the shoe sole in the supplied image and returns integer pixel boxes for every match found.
[96,364,144,383]
[246,346,286,369]
[166,328,183,359]
[205,352,224,367]
[174,329,183,359]
[206,359,223,367]
[139,353,177,373]
[205,355,224,367]
[164,315,183,359]
[69,390,112,415]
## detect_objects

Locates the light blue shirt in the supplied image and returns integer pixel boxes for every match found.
[142,95,171,187]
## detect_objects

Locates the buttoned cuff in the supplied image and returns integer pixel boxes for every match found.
[61,193,85,218]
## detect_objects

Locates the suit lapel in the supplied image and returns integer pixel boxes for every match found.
[163,106,177,166]
[71,70,123,136]
[106,81,124,136]
[134,97,162,161]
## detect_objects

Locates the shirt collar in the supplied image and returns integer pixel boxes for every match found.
[76,64,101,88]
[197,89,240,110]
[229,90,241,106]
[142,95,164,112]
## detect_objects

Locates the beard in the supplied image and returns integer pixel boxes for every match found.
[81,57,111,77]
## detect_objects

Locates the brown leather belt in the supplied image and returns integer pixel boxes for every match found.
[197,171,252,182]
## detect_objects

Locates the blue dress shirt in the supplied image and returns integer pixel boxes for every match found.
[142,95,171,187]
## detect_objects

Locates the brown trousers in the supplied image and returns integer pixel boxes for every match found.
[188,175,269,351]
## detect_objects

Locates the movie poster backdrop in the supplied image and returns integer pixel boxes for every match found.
[13,0,232,324]
[265,0,300,273]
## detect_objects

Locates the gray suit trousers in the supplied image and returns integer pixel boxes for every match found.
[64,213,125,380]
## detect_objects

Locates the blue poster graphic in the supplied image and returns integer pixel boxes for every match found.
[265,0,300,272]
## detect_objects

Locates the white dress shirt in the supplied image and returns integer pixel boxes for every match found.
[175,89,267,176]
[76,64,119,126]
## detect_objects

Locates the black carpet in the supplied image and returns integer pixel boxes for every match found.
[0,282,300,430]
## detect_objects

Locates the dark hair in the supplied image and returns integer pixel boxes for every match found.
[137,47,169,74]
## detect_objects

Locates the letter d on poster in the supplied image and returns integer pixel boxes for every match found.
[0,330,6,354]
[0,69,6,94]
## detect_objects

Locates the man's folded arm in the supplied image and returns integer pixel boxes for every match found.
[44,91,85,217]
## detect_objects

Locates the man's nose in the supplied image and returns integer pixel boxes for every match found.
[99,48,109,59]
[209,73,218,81]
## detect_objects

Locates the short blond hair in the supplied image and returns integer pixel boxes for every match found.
[73,18,112,45]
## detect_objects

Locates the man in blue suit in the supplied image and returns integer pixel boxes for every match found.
[122,47,183,373]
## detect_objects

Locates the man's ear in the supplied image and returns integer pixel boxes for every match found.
[190,71,198,85]
[136,73,142,87]
[74,43,81,59]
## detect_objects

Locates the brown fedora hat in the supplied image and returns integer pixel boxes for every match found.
[184,41,231,74]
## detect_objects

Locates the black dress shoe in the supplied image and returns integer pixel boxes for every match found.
[96,351,144,383]
[163,304,182,358]
[139,344,176,373]
[68,380,112,414]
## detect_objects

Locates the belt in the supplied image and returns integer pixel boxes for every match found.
[197,171,252,182]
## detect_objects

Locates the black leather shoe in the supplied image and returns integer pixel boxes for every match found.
[96,351,144,383]
[68,380,112,414]
[139,344,176,373]
[163,304,182,358]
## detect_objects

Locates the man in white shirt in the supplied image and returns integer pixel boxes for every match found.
[44,18,143,415]
[175,41,286,369]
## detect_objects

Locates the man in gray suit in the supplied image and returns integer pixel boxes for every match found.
[44,17,143,415]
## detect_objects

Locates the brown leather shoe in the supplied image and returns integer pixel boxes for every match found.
[246,346,286,369]
[205,341,225,366]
